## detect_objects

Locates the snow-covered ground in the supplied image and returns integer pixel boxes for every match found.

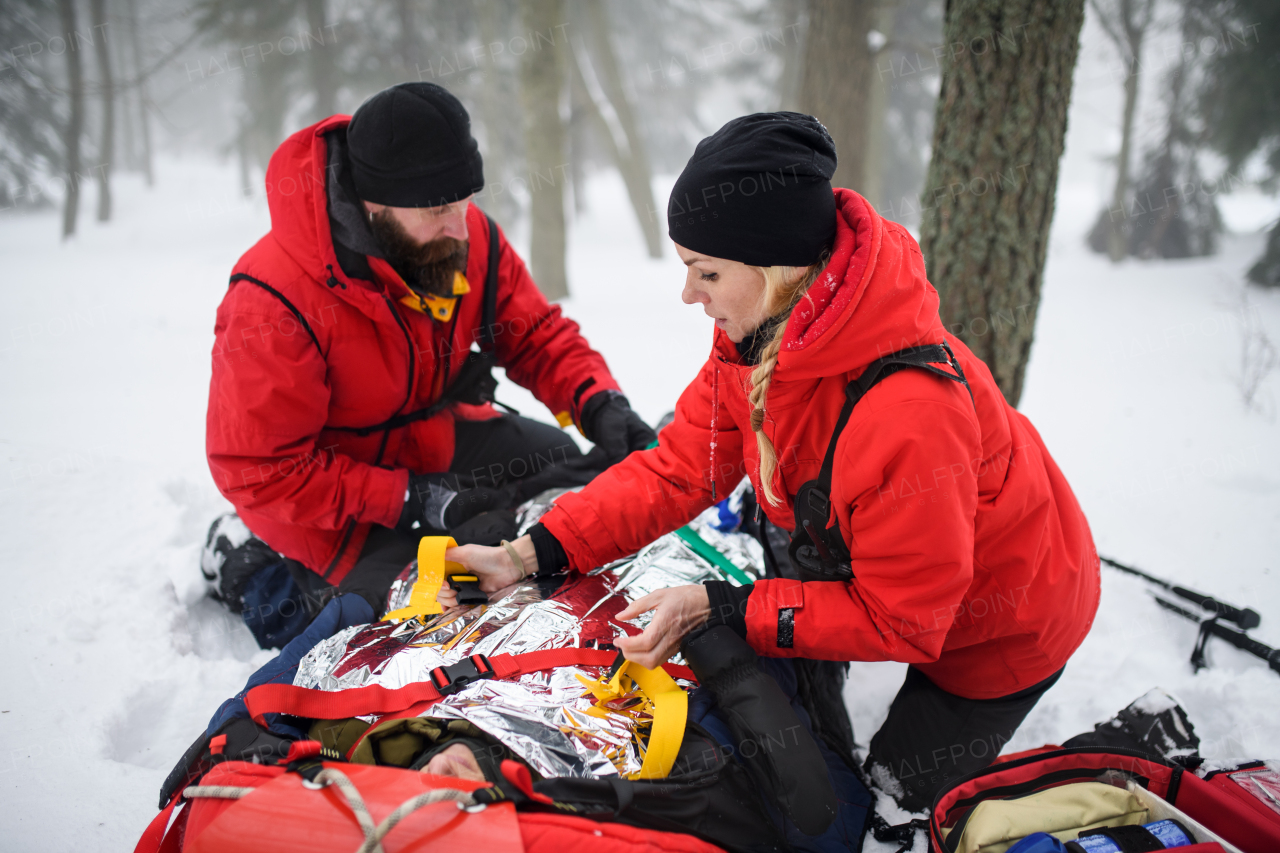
[3,110,1280,853]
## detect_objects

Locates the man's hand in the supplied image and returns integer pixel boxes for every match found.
[615,585,711,669]
[580,391,656,462]
[399,473,516,534]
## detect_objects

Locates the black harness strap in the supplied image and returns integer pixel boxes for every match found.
[476,212,501,353]
[228,273,323,355]
[789,342,972,582]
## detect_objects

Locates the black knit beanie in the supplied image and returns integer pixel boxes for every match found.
[668,112,837,267]
[347,82,485,208]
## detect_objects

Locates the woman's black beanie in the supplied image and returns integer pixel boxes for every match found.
[668,112,837,267]
[347,82,485,208]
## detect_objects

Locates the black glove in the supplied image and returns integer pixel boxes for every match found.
[579,391,656,462]
[399,473,517,534]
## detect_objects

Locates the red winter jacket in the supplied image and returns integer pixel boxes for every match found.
[541,189,1099,700]
[207,116,619,583]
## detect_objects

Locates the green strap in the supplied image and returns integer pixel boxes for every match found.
[674,526,754,586]
[643,439,753,586]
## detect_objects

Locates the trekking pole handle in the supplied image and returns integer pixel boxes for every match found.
[1204,620,1280,674]
[1172,586,1262,630]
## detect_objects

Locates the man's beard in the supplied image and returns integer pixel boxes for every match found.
[368,209,469,298]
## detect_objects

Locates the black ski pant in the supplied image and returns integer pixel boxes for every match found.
[319,414,581,615]
[864,665,1063,813]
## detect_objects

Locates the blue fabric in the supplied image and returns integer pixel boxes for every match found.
[1006,834,1069,853]
[207,593,375,738]
[689,657,873,853]
[239,560,313,650]
[711,498,741,532]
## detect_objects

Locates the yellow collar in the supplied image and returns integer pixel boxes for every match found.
[399,271,471,321]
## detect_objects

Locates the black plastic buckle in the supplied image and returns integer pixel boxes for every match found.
[448,574,489,606]
[430,654,495,695]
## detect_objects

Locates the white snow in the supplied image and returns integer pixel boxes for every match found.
[3,72,1280,853]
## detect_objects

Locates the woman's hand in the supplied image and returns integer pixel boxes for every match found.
[440,535,536,606]
[614,585,711,669]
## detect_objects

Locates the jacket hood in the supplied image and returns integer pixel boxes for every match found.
[262,115,412,310]
[716,188,947,382]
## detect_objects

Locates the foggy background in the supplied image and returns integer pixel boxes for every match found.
[1,1,1279,847]
[3,1,1277,282]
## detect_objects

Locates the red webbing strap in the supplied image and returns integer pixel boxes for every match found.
[246,649,697,726]
[246,680,444,727]
[132,794,185,853]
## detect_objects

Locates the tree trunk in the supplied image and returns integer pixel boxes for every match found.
[110,8,134,173]
[395,0,420,72]
[1108,56,1139,260]
[567,33,654,252]
[798,0,873,191]
[1096,0,1153,262]
[237,128,252,198]
[303,0,336,120]
[517,0,569,300]
[567,60,590,217]
[476,0,521,225]
[775,0,806,111]
[125,0,152,186]
[580,0,662,258]
[918,0,1086,407]
[59,0,85,238]
[861,2,896,208]
[89,0,113,222]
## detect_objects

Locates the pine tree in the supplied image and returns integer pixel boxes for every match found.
[1197,0,1280,285]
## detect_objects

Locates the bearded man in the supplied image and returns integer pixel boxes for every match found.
[204,82,652,638]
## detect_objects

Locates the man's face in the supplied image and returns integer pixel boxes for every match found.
[364,197,471,296]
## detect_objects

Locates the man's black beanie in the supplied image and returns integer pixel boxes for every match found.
[347,82,485,208]
[668,112,837,267]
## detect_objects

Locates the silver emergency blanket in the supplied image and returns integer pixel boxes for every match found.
[295,484,762,780]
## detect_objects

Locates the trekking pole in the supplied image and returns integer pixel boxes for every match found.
[1101,555,1261,630]
[1153,596,1280,676]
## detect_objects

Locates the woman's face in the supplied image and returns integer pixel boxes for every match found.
[675,244,769,343]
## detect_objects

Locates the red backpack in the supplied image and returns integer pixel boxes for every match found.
[134,743,727,853]
[920,746,1280,853]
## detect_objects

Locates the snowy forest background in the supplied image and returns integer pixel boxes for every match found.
[1,0,1278,849]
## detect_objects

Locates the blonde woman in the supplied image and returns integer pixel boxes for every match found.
[449,113,1099,811]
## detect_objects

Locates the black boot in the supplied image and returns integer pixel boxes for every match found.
[1062,688,1201,769]
[201,513,281,613]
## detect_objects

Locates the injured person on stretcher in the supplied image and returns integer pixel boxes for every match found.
[149,485,874,853]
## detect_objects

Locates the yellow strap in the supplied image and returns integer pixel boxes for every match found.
[626,662,686,779]
[451,270,471,295]
[383,536,462,622]
[555,410,574,428]
[576,659,687,780]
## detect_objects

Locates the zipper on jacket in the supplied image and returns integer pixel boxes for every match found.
[381,295,418,465]
[381,294,417,417]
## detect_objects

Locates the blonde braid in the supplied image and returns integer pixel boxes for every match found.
[747,252,829,506]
